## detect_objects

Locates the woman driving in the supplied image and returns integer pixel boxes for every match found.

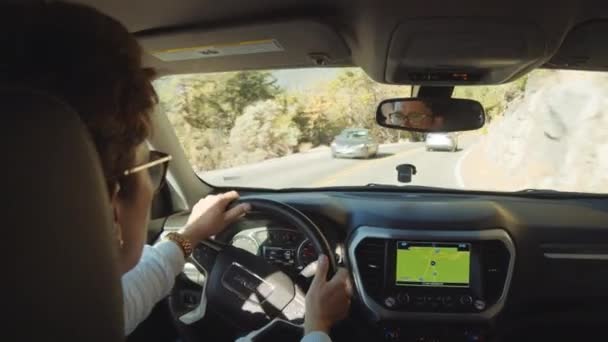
[4,2,351,341]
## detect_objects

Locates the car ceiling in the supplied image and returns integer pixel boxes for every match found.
[75,0,608,85]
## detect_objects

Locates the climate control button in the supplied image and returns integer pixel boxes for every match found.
[384,296,397,309]
[460,295,473,305]
[397,293,410,305]
[412,295,426,307]
[442,295,454,304]
[474,299,486,311]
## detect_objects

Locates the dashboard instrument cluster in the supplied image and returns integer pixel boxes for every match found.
[229,227,320,270]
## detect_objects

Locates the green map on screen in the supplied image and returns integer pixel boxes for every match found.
[395,243,470,287]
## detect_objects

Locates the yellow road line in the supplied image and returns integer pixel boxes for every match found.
[312,145,424,187]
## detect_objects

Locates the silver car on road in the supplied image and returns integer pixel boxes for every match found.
[331,128,379,158]
[426,133,458,152]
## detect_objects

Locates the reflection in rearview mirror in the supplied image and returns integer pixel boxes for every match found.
[376,98,485,132]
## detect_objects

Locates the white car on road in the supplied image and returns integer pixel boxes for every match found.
[426,133,458,152]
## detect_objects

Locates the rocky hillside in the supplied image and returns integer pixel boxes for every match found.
[478,70,608,193]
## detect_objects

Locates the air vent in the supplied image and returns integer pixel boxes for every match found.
[541,243,608,260]
[354,238,386,296]
[481,240,510,304]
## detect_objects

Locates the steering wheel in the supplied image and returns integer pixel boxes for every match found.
[168,198,337,340]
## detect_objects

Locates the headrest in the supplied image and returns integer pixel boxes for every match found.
[1,88,124,341]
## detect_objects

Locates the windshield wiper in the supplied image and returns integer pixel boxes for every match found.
[517,188,560,193]
[364,183,448,191]
[516,188,607,198]
[366,183,392,187]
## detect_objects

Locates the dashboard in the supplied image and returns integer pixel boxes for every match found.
[169,190,608,341]
[230,191,608,341]
[229,227,317,270]
[216,213,343,273]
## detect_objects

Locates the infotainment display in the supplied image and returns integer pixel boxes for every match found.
[395,241,471,287]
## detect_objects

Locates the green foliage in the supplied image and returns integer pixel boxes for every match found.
[290,90,346,146]
[228,100,301,165]
[453,76,528,122]
[158,71,280,134]
[222,71,281,123]
[157,71,282,171]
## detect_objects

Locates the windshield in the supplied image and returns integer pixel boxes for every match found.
[342,130,369,139]
[155,68,608,193]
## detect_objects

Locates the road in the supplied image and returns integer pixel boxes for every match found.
[203,135,477,189]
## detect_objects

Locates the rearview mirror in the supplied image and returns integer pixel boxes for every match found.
[376,98,485,132]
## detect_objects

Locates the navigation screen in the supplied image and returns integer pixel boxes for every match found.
[395,241,471,287]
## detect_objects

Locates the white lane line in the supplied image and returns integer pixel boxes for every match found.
[455,146,474,189]
[381,142,410,148]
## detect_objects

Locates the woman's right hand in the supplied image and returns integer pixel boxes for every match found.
[304,255,352,335]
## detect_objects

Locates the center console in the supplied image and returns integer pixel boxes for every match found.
[348,227,515,322]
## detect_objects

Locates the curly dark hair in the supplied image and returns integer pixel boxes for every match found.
[1,2,157,196]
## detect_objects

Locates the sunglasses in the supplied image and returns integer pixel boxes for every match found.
[123,151,172,193]
[406,112,432,123]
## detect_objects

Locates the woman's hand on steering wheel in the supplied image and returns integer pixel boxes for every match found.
[181,191,251,243]
[305,255,353,335]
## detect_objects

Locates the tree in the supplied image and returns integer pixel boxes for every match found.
[155,71,283,172]
[228,100,301,165]
[223,71,281,119]
[452,76,528,122]
[158,71,281,134]
[291,90,345,146]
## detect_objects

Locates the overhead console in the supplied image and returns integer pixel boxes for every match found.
[348,227,514,322]
[544,20,608,72]
[384,19,548,85]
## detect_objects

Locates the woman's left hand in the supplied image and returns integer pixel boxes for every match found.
[180,191,251,243]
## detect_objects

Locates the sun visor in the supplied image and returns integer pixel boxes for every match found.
[138,20,350,75]
[385,19,547,85]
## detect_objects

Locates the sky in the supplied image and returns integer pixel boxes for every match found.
[154,67,350,96]
[271,67,342,91]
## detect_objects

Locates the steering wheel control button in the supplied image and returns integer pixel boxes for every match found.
[182,291,200,308]
[460,295,473,306]
[384,296,397,309]
[192,244,219,271]
[474,299,486,311]
[281,296,306,321]
[221,263,275,304]
[263,246,297,266]
[383,327,401,341]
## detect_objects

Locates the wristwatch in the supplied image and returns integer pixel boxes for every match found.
[165,232,193,258]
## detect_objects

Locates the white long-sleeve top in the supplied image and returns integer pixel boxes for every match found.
[122,241,331,342]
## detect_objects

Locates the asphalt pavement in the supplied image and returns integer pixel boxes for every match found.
[202,136,477,189]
